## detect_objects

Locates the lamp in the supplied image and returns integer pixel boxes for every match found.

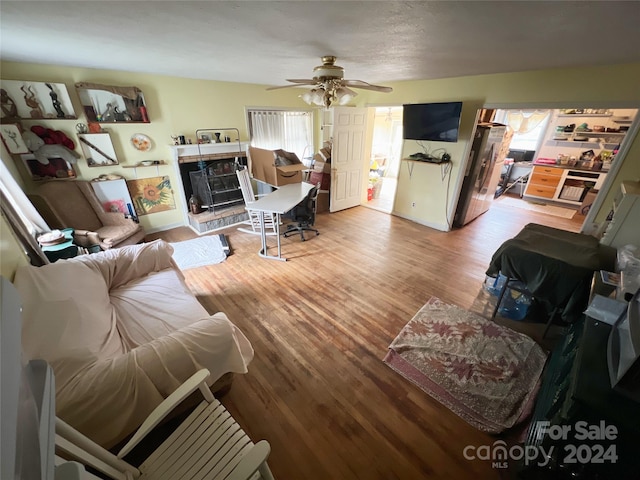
[335,86,357,105]
[300,88,325,106]
[299,82,358,108]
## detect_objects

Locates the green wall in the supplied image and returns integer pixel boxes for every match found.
[2,61,639,235]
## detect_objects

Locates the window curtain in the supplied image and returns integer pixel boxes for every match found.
[248,110,313,160]
[505,110,550,134]
[0,158,50,266]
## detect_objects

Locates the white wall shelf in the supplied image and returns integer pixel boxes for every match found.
[557,113,611,118]
[546,140,619,150]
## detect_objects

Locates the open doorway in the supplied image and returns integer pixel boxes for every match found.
[364,106,403,213]
[475,106,637,228]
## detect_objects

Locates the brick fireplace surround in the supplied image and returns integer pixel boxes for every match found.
[170,142,250,233]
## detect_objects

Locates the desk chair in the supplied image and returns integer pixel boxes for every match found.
[236,167,278,236]
[283,183,320,241]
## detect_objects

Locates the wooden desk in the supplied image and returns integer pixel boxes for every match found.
[248,182,314,261]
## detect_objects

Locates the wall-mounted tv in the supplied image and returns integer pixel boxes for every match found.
[403,101,463,142]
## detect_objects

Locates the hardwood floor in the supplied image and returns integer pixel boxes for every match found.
[147,199,583,480]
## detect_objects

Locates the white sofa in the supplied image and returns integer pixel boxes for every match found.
[14,239,254,448]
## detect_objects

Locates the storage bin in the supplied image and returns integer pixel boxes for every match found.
[484,273,532,321]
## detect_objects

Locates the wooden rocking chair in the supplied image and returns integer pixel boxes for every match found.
[236,167,278,236]
[56,369,275,480]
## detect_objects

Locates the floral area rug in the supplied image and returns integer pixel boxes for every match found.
[383,297,547,433]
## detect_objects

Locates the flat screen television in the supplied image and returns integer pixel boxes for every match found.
[608,287,640,402]
[402,101,463,142]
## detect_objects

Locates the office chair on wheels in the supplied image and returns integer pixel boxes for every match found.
[283,183,320,241]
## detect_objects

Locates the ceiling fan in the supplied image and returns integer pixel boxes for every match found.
[267,56,393,108]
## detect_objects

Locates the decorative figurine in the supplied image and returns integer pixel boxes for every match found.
[214,132,222,143]
[101,103,117,122]
[21,85,44,118]
[0,89,18,117]
[114,106,131,122]
[45,83,66,118]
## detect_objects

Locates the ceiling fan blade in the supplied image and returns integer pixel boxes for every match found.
[266,79,318,91]
[343,79,393,93]
[266,85,300,91]
[285,79,317,84]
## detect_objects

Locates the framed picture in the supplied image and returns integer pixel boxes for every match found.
[126,176,176,216]
[0,124,29,154]
[78,132,119,166]
[0,80,77,119]
[75,82,149,123]
[199,133,212,144]
[91,178,134,214]
[20,153,76,181]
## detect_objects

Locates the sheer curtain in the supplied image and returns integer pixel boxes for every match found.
[505,110,550,134]
[248,110,313,160]
[494,109,550,151]
[0,157,50,265]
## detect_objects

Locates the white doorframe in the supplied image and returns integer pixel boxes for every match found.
[363,106,404,213]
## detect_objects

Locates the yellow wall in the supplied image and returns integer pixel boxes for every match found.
[358,63,640,229]
[2,61,639,233]
[1,61,308,232]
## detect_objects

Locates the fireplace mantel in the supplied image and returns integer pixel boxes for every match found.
[171,141,251,233]
[170,142,250,163]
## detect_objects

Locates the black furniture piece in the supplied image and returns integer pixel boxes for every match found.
[486,223,616,328]
[519,280,640,479]
[283,183,320,241]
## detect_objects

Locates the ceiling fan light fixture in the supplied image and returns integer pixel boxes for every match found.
[300,88,325,106]
[335,86,357,105]
[323,90,335,109]
[279,56,391,108]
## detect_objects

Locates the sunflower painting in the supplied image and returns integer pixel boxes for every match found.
[126,176,175,215]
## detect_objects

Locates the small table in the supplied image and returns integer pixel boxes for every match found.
[248,182,314,261]
[40,228,79,262]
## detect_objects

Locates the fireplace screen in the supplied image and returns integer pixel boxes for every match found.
[188,163,243,212]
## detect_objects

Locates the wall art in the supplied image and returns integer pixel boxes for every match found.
[78,132,119,166]
[0,124,29,154]
[75,82,149,123]
[0,80,77,119]
[126,176,175,215]
[20,153,76,181]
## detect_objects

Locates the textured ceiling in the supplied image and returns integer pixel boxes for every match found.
[2,1,640,88]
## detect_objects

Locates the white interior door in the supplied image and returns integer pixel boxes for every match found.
[330,107,368,212]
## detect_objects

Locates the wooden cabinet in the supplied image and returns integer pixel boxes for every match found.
[525,164,607,205]
[525,165,563,199]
